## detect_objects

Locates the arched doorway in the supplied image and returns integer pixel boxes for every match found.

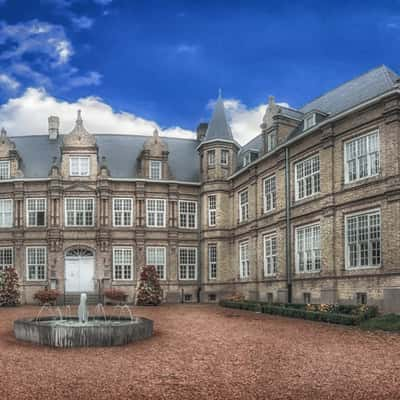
[65,247,95,293]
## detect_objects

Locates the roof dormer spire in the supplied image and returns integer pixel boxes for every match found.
[0,127,7,137]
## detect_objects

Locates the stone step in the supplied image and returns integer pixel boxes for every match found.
[62,293,102,305]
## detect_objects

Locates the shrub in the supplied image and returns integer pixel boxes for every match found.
[104,288,128,303]
[33,289,60,305]
[0,266,20,306]
[135,265,162,306]
[360,314,400,332]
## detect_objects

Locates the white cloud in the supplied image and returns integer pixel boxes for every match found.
[0,87,196,139]
[0,74,20,91]
[71,16,94,30]
[68,71,102,87]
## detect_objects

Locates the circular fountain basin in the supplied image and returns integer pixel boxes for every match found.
[14,316,153,347]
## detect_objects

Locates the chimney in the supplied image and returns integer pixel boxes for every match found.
[196,122,208,141]
[48,116,60,140]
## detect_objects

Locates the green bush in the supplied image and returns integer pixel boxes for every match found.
[360,314,400,332]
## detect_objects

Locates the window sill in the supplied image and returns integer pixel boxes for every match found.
[345,265,381,271]
[294,193,321,206]
[342,175,381,190]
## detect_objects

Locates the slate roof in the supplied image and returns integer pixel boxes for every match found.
[11,134,201,182]
[203,96,234,142]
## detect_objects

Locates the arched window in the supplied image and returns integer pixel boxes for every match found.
[65,248,94,257]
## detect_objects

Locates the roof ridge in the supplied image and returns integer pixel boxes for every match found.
[299,65,397,111]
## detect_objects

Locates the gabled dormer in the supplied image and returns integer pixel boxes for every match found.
[0,127,23,180]
[137,129,171,180]
[61,110,98,179]
[302,110,329,131]
[197,92,239,181]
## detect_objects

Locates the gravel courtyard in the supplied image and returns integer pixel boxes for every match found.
[1,304,399,400]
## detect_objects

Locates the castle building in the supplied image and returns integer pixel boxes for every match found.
[0,65,400,311]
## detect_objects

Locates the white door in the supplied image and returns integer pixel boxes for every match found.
[65,256,95,293]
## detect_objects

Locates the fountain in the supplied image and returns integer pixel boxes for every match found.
[14,293,153,347]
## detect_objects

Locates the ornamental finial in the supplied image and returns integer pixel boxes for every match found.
[1,127,7,137]
[76,109,83,127]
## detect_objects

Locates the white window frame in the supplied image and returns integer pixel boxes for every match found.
[345,208,381,270]
[69,156,90,177]
[263,234,277,276]
[26,246,47,281]
[263,175,276,213]
[221,149,229,165]
[146,246,166,280]
[0,247,13,271]
[243,152,251,167]
[208,244,217,280]
[208,195,216,227]
[179,200,197,229]
[295,154,320,201]
[239,189,249,222]
[266,132,277,152]
[26,198,47,227]
[149,160,162,180]
[113,247,133,281]
[304,113,316,130]
[179,247,197,280]
[295,223,321,273]
[239,240,250,279]
[0,199,13,228]
[146,199,166,228]
[0,160,10,180]
[207,150,215,167]
[344,130,380,184]
[64,198,95,227]
[112,198,133,227]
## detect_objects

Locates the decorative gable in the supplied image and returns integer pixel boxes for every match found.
[0,128,23,178]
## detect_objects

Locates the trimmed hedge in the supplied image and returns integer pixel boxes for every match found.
[219,300,378,326]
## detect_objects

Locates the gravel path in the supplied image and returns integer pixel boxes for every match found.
[1,304,399,399]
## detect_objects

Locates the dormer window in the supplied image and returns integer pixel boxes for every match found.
[0,161,10,180]
[70,156,90,176]
[266,132,277,152]
[242,151,258,167]
[149,160,162,180]
[207,150,215,167]
[304,113,316,130]
[221,149,229,165]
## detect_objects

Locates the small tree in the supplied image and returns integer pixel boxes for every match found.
[135,265,162,306]
[0,266,20,306]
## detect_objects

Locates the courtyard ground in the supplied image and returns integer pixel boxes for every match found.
[0,304,399,400]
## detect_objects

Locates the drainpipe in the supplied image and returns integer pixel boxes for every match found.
[197,197,202,303]
[285,147,292,303]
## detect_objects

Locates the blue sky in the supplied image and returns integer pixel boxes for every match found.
[0,0,399,143]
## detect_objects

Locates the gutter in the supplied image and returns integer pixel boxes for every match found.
[285,147,292,303]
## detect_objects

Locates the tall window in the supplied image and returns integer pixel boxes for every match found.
[0,161,10,180]
[113,198,133,227]
[264,175,276,212]
[239,241,250,278]
[146,247,166,280]
[113,247,133,280]
[221,149,229,165]
[208,245,217,279]
[146,199,166,227]
[26,198,46,227]
[346,209,381,269]
[296,223,321,273]
[149,160,162,180]
[208,195,216,226]
[65,198,94,226]
[207,150,215,167]
[266,132,277,152]
[179,200,197,229]
[69,156,90,176]
[0,248,13,271]
[239,190,249,222]
[179,248,197,280]
[264,235,277,276]
[345,131,380,183]
[26,247,46,281]
[0,199,13,227]
[295,155,320,200]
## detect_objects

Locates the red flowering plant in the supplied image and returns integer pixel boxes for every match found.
[103,288,128,303]
[0,266,20,306]
[135,265,162,306]
[33,289,60,305]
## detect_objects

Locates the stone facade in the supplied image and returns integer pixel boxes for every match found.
[0,66,399,311]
